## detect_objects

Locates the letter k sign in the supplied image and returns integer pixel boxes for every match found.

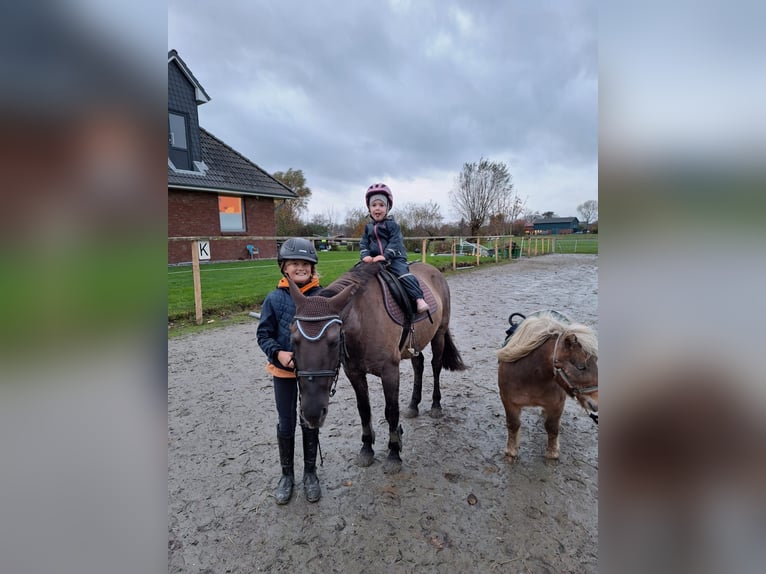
[198,241,210,260]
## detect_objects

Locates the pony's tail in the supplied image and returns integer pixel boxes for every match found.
[442,330,467,371]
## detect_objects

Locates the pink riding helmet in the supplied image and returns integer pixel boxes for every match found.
[365,183,394,210]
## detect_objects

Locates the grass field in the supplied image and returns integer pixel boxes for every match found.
[168,252,359,322]
[168,251,477,322]
[551,238,598,254]
[168,237,598,331]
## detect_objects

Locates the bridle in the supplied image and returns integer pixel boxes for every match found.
[293,314,343,397]
[552,332,599,425]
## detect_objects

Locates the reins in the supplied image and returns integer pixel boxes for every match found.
[551,333,599,425]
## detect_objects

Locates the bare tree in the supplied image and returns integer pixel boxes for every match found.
[343,207,369,238]
[577,200,598,228]
[395,201,444,252]
[301,213,330,237]
[396,201,443,236]
[489,192,527,235]
[323,206,339,236]
[523,209,540,223]
[450,157,514,237]
[488,195,510,236]
[509,195,527,228]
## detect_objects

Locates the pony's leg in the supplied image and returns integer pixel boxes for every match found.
[381,364,403,474]
[427,332,446,418]
[403,353,424,418]
[502,403,522,459]
[348,371,375,467]
[498,369,521,459]
[543,401,565,460]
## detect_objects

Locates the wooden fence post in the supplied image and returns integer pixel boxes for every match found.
[421,238,427,263]
[192,241,203,325]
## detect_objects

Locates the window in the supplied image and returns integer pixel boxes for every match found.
[219,196,245,232]
[168,112,191,170]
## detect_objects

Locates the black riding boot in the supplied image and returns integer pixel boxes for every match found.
[301,425,321,503]
[275,428,294,505]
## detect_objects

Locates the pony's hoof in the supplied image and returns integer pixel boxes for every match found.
[428,406,443,419]
[402,406,419,419]
[504,449,519,460]
[357,447,375,467]
[545,451,560,460]
[383,455,402,474]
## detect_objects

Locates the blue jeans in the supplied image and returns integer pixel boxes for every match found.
[273,376,298,438]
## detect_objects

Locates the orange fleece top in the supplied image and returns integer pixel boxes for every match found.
[265,276,321,379]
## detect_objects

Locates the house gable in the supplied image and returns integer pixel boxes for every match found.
[168,50,209,172]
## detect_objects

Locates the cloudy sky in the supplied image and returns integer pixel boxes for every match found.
[168,0,597,222]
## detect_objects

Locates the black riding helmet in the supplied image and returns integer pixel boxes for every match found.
[278,237,318,264]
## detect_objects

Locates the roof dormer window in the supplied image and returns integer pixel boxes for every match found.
[168,112,191,170]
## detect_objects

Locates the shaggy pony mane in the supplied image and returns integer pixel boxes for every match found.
[496,312,598,363]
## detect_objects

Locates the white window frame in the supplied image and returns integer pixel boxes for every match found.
[218,195,245,232]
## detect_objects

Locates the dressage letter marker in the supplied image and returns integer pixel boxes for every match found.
[197,240,210,261]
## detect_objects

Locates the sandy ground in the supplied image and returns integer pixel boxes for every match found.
[168,254,598,573]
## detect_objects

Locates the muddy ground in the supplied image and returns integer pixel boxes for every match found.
[168,254,598,573]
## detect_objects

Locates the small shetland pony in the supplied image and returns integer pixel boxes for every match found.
[496,311,598,460]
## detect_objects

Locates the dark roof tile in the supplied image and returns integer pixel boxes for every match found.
[168,128,296,199]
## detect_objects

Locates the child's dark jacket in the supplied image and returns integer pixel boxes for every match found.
[359,216,407,262]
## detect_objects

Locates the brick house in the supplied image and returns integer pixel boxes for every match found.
[168,50,296,264]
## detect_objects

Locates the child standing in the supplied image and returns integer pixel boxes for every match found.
[359,183,429,314]
[256,237,323,504]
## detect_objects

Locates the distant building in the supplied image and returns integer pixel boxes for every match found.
[532,217,580,235]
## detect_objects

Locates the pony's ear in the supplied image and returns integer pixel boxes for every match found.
[329,281,359,314]
[564,333,580,348]
[286,275,308,309]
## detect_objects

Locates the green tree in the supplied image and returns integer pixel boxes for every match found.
[450,157,514,237]
[272,168,312,236]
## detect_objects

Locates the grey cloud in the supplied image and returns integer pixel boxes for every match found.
[169,0,596,210]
